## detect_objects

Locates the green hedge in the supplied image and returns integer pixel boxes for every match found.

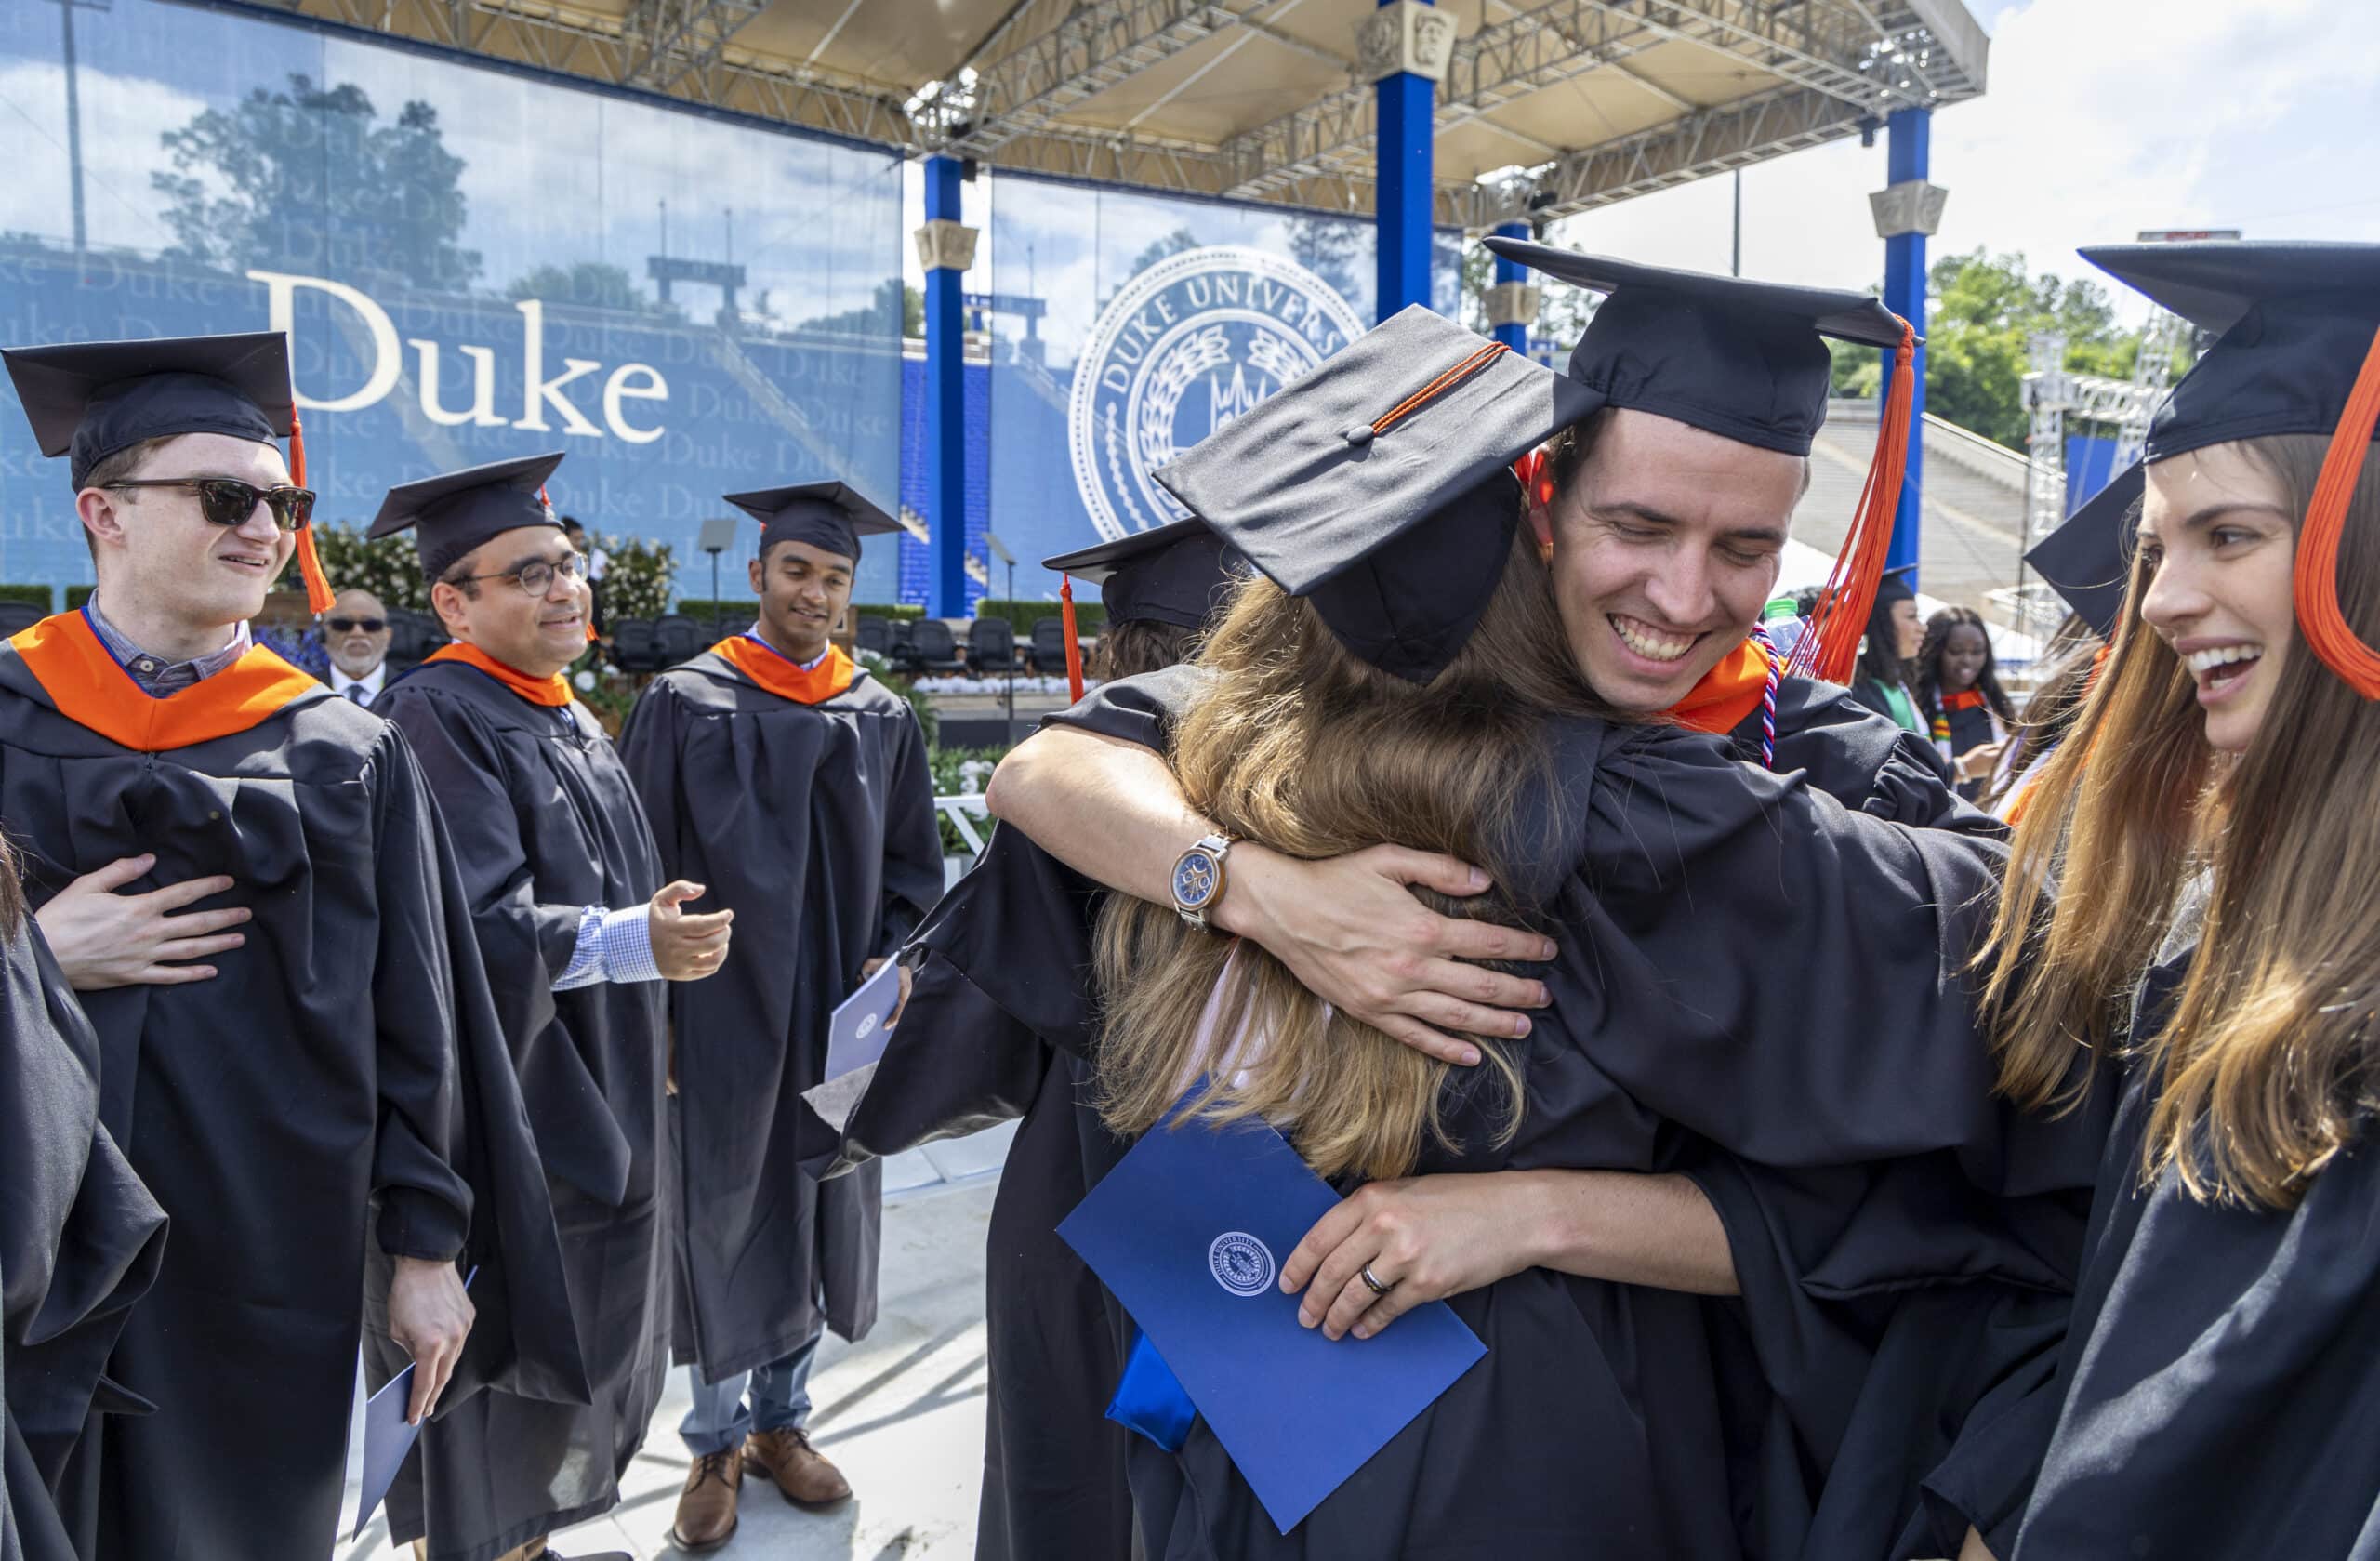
[853,602,927,622]
[0,585,53,611]
[666,601,751,627]
[65,585,95,610]
[972,597,1105,637]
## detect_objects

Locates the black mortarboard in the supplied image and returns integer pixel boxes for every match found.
[1483,240,1906,458]
[2026,468,2136,642]
[2080,241,2380,692]
[1872,564,1918,608]
[2,330,337,612]
[1043,518,1245,630]
[1152,305,1597,682]
[368,452,567,582]
[3,331,294,488]
[1484,240,1918,685]
[2083,241,2380,462]
[726,482,901,563]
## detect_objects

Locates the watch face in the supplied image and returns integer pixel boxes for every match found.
[1173,850,1220,910]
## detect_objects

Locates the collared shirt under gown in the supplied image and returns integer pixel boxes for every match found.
[0,637,578,1561]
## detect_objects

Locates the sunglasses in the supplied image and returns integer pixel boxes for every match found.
[326,615,388,634]
[102,478,317,533]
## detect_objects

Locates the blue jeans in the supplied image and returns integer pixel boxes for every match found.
[678,1323,826,1456]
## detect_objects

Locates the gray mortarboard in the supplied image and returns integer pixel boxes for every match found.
[1482,239,1907,456]
[1152,304,1598,682]
[368,452,567,581]
[2,330,296,488]
[1042,518,1245,630]
[2055,242,2380,663]
[726,482,901,562]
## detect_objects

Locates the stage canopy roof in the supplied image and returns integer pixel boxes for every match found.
[284,0,1987,228]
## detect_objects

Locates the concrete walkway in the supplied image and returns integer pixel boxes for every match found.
[344,1129,1015,1561]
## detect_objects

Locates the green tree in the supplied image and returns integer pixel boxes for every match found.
[1128,226,1201,280]
[791,277,916,337]
[505,261,667,314]
[152,76,481,290]
[1918,249,2144,449]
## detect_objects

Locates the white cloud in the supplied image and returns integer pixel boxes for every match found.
[0,60,205,252]
[1550,0,2380,314]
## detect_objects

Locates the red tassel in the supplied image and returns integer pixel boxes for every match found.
[2294,324,2380,698]
[1060,575,1085,703]
[1790,319,1918,685]
[287,411,336,615]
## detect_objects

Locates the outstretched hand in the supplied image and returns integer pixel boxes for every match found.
[649,880,734,981]
[1224,844,1554,1066]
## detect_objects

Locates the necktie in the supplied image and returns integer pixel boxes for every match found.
[346,683,367,704]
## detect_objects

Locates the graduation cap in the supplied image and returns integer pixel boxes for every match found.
[2080,240,2380,694]
[1151,304,1598,683]
[724,481,901,563]
[1,331,335,613]
[1873,562,1918,609]
[1042,518,1247,699]
[367,451,567,583]
[2026,469,2136,642]
[1483,239,1919,686]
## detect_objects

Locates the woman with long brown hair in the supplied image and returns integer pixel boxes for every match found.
[1980,243,2380,1557]
[828,307,2086,1559]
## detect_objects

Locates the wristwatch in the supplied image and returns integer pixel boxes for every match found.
[1170,832,1236,931]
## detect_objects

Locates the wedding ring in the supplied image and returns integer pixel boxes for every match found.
[1359,1264,1393,1297]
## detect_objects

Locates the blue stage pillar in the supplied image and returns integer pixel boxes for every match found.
[918,155,975,617]
[1370,1,1444,321]
[1881,107,1932,582]
[1489,220,1531,352]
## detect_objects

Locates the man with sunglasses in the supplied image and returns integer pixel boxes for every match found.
[0,332,576,1560]
[325,588,395,702]
[368,451,729,1561]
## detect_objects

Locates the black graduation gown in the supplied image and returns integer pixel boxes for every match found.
[1998,951,2380,1559]
[372,662,673,1561]
[0,638,579,1561]
[1,922,165,1561]
[615,649,941,1381]
[1042,668,2092,1558]
[831,699,2080,1558]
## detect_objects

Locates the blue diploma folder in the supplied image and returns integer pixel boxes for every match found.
[823,957,906,1082]
[354,1266,476,1540]
[1058,1110,1487,1533]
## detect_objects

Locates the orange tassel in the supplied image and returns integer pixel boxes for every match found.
[286,411,336,615]
[1791,319,1918,686]
[2293,324,2380,698]
[1060,575,1085,703]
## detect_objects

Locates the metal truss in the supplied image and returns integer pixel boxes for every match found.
[273,0,919,149]
[265,0,1988,231]
[938,0,1272,160]
[619,0,765,96]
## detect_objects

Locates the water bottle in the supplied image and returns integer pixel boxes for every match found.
[1761,594,1805,662]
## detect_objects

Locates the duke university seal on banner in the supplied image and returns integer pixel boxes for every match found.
[1208,1230,1276,1297]
[1069,245,1366,540]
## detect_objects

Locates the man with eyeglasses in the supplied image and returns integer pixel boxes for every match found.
[367,451,731,1561]
[325,587,395,702]
[0,332,576,1560]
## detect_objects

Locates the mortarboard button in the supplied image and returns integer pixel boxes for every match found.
[1341,425,1375,447]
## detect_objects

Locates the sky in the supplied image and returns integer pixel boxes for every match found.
[906,0,2380,322]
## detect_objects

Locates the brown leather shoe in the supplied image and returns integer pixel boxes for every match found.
[668,1448,742,1551]
[744,1427,852,1507]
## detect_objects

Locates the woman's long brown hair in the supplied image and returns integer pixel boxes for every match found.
[1092,527,1611,1182]
[1983,435,2380,1208]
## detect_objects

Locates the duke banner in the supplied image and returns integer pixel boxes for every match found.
[0,0,905,602]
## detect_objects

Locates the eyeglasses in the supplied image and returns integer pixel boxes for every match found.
[326,615,388,634]
[101,478,316,533]
[449,551,588,596]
